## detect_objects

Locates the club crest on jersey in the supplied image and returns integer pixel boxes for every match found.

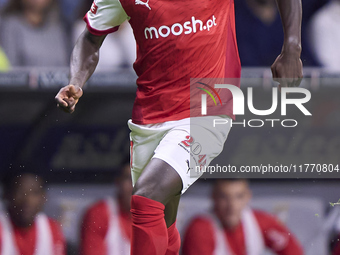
[135,0,151,10]
[90,2,98,14]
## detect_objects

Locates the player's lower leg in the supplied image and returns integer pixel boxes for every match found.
[130,195,168,255]
[164,195,181,255]
[165,221,181,255]
[130,158,182,255]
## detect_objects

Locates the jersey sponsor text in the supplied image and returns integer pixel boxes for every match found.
[144,15,217,39]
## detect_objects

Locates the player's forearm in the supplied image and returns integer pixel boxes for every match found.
[69,29,105,88]
[275,0,302,55]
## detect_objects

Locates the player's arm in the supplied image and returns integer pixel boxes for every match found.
[271,0,303,88]
[54,29,106,113]
[55,0,129,113]
[70,29,106,90]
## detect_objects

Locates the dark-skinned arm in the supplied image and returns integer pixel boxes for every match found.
[271,0,303,88]
[55,28,106,113]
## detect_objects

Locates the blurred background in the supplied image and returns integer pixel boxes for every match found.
[0,0,340,254]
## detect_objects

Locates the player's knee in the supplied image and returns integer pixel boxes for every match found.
[132,158,183,203]
[132,181,161,202]
[132,180,180,205]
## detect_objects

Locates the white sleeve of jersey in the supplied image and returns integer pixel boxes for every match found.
[85,0,129,35]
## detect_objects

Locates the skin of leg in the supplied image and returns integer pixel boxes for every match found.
[164,194,181,227]
[132,158,183,227]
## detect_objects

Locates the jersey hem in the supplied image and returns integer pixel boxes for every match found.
[131,110,235,125]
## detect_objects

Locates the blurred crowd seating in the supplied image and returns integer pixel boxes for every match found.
[0,0,338,72]
[1,180,340,255]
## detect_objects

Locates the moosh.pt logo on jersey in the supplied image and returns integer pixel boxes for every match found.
[144,15,217,39]
[198,84,312,128]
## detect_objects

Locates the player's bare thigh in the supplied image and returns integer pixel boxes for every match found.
[132,158,183,205]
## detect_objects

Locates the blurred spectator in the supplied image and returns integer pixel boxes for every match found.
[235,0,284,67]
[0,169,65,254]
[301,0,330,25]
[0,0,69,67]
[235,0,317,66]
[57,0,82,26]
[308,0,340,71]
[0,0,8,8]
[73,0,136,71]
[182,179,304,255]
[0,45,10,71]
[80,160,132,255]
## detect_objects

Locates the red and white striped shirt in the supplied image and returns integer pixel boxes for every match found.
[80,197,131,255]
[182,209,304,255]
[0,213,65,255]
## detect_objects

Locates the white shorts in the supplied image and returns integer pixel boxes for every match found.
[128,116,232,194]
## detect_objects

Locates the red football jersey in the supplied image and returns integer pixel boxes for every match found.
[182,210,304,255]
[84,0,241,124]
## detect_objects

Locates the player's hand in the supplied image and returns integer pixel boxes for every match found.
[271,50,303,90]
[55,85,83,113]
